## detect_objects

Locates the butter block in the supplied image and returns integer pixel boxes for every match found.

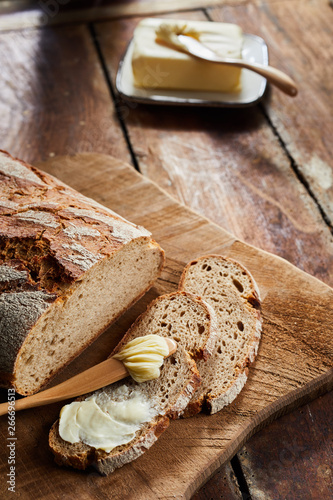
[131,18,243,93]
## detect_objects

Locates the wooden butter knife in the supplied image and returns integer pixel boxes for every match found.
[173,34,298,97]
[0,338,177,416]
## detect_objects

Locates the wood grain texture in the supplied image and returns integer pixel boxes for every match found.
[209,0,333,224]
[0,0,247,32]
[238,391,333,500]
[1,153,331,500]
[95,13,333,288]
[192,462,243,500]
[0,24,130,164]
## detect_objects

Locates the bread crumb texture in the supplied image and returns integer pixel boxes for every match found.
[117,291,218,362]
[179,255,262,415]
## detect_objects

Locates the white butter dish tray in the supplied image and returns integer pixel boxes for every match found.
[116,33,268,108]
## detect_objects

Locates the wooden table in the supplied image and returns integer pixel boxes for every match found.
[0,1,332,498]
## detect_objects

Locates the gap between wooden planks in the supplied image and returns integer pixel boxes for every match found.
[208,0,333,228]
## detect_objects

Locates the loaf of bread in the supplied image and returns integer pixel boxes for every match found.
[49,291,217,474]
[179,255,262,415]
[0,151,164,395]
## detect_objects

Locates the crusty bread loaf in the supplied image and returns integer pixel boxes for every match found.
[49,291,218,474]
[179,255,262,415]
[0,151,164,395]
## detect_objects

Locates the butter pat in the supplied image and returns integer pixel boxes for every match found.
[59,385,158,452]
[113,334,170,383]
[132,18,243,93]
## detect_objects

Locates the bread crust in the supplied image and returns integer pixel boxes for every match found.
[0,151,164,394]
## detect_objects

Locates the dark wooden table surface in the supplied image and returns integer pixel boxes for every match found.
[0,1,332,498]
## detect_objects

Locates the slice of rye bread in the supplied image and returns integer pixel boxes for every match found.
[114,291,218,362]
[178,255,262,416]
[49,292,216,475]
[49,348,199,475]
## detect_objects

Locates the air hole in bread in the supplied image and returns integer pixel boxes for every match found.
[233,279,244,293]
[180,311,185,317]
[161,322,167,327]
[237,321,244,331]
[26,355,34,364]
[197,324,205,335]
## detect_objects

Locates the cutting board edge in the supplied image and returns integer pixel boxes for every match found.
[183,367,333,500]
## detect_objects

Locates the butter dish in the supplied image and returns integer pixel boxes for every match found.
[116,33,268,108]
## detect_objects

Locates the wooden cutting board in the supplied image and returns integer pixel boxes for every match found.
[0,153,332,500]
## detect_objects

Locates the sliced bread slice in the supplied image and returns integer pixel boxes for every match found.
[49,347,198,474]
[178,255,262,415]
[114,291,218,362]
[49,291,216,475]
